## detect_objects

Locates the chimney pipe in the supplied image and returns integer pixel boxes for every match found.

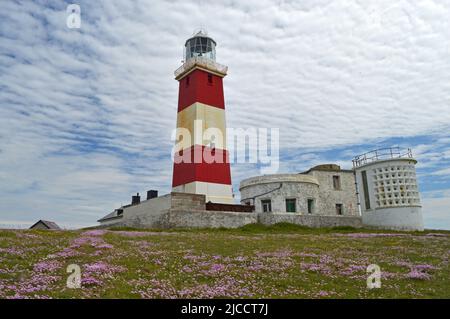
[131,193,140,205]
[147,190,158,200]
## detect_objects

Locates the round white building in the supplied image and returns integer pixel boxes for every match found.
[353,147,424,231]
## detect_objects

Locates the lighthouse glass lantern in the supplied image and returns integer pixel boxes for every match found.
[184,31,216,61]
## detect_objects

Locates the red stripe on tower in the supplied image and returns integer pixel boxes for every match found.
[172,145,231,187]
[178,69,225,112]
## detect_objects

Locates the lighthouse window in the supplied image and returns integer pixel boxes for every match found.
[261,199,272,213]
[307,199,315,214]
[336,204,343,215]
[361,170,371,209]
[186,76,190,87]
[207,74,213,85]
[332,175,341,190]
[285,198,296,213]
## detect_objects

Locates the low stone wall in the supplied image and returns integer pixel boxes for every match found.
[170,192,206,210]
[258,213,363,228]
[117,194,172,228]
[167,209,258,229]
[100,192,364,229]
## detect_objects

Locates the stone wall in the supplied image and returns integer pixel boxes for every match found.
[258,213,363,228]
[170,192,206,210]
[239,174,320,214]
[309,170,359,216]
[116,194,172,228]
[239,171,358,217]
[167,210,258,228]
[98,192,362,230]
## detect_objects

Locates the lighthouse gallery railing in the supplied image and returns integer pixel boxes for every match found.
[174,56,228,78]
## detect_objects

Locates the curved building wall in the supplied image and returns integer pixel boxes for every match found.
[354,158,423,231]
[240,174,319,214]
[239,172,358,216]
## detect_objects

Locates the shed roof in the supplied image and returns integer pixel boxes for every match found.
[29,220,61,230]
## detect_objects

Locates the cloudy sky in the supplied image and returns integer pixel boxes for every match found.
[0,0,449,229]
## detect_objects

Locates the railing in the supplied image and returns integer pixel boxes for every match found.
[352,147,413,168]
[174,56,228,78]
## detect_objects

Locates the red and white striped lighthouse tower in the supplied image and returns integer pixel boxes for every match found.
[172,31,234,204]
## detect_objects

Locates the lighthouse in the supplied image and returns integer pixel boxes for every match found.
[172,31,234,204]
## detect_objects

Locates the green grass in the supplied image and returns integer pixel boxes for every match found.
[0,225,449,299]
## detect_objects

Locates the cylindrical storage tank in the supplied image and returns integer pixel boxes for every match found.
[353,148,423,231]
[239,174,320,214]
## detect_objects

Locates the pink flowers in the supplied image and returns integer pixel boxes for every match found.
[394,261,437,280]
[97,243,114,249]
[79,261,126,287]
[256,250,293,258]
[0,247,24,255]
[414,264,438,271]
[82,276,103,286]
[53,247,81,258]
[82,230,107,236]
[33,260,62,273]
[406,270,432,280]
[65,230,115,256]
[204,263,226,275]
[1,227,448,298]
[182,265,193,273]
[316,290,331,297]
[84,262,110,273]
[337,233,409,238]
[115,231,171,237]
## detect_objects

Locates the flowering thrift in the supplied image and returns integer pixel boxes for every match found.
[0,227,449,298]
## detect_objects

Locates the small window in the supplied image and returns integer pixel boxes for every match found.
[333,175,341,190]
[207,74,213,85]
[285,199,296,213]
[261,199,272,213]
[336,204,343,215]
[361,170,370,209]
[307,199,314,214]
[186,76,190,87]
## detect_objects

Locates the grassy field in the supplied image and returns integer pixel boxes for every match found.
[0,224,449,299]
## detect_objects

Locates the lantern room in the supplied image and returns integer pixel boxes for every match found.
[184,30,216,61]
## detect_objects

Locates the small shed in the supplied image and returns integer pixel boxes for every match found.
[29,220,61,230]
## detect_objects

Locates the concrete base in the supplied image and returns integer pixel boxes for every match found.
[172,181,234,204]
[362,206,424,231]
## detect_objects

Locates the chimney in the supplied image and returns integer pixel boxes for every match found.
[147,190,158,200]
[131,193,140,205]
